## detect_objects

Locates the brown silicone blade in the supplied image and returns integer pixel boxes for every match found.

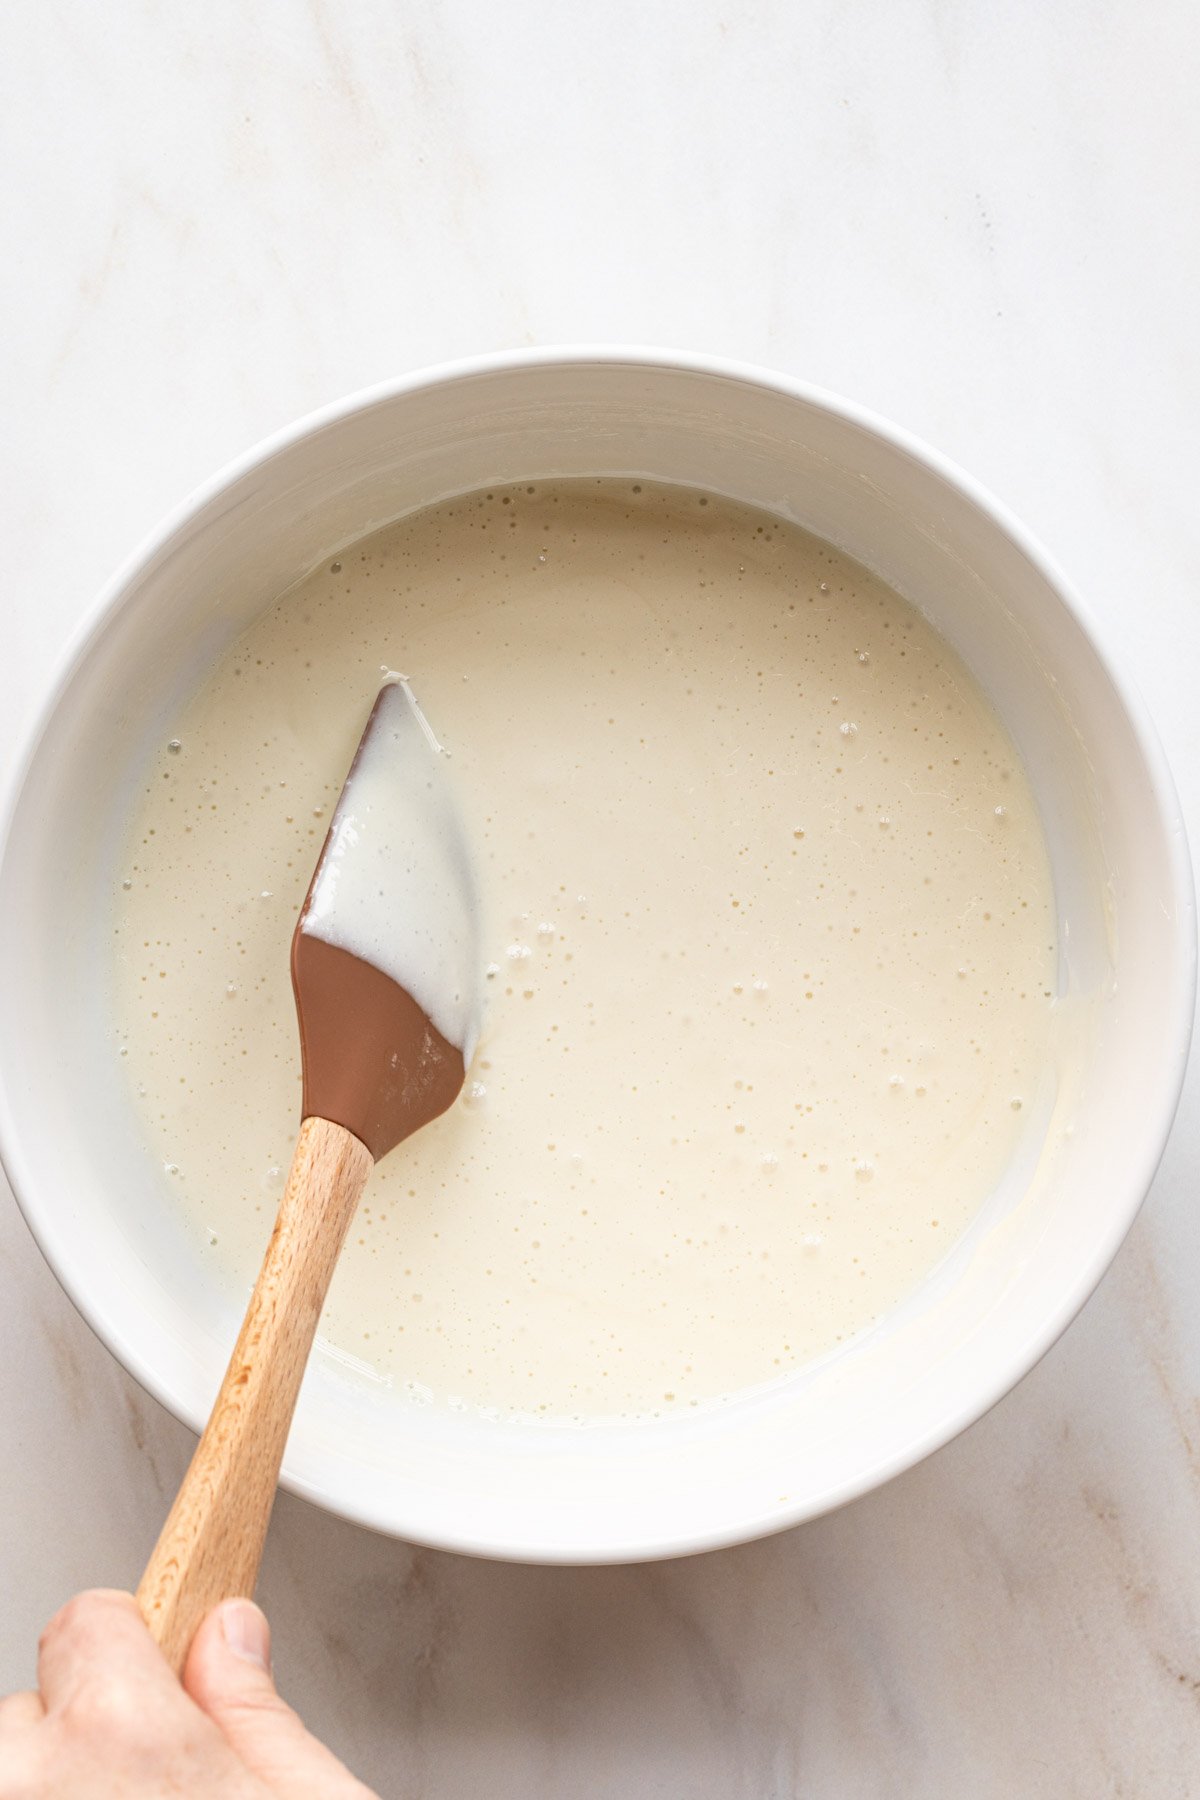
[291,933,465,1159]
[290,682,473,1161]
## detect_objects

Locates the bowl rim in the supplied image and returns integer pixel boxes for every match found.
[1,344,1194,1562]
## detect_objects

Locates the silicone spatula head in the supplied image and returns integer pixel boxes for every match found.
[291,678,479,1160]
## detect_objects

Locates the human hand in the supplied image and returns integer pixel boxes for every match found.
[0,1589,379,1798]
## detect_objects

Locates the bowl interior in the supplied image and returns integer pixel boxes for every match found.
[0,357,1191,1559]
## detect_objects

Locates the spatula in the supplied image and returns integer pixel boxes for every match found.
[137,677,478,1673]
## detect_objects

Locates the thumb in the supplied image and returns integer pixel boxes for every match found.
[183,1600,370,1797]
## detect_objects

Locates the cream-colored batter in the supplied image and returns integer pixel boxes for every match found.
[112,480,1058,1420]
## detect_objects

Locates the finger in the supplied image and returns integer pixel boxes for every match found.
[37,1590,179,1714]
[185,1601,374,1797]
[0,1688,45,1731]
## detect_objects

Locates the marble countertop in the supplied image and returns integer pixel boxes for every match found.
[4,2,1200,1793]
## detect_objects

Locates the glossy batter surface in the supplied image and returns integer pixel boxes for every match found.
[112,481,1058,1419]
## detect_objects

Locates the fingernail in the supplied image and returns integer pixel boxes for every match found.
[219,1599,271,1670]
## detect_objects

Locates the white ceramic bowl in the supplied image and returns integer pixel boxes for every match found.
[0,350,1193,1562]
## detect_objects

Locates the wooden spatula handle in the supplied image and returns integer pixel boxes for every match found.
[137,1115,373,1674]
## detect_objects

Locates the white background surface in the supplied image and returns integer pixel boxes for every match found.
[3,3,1200,1794]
